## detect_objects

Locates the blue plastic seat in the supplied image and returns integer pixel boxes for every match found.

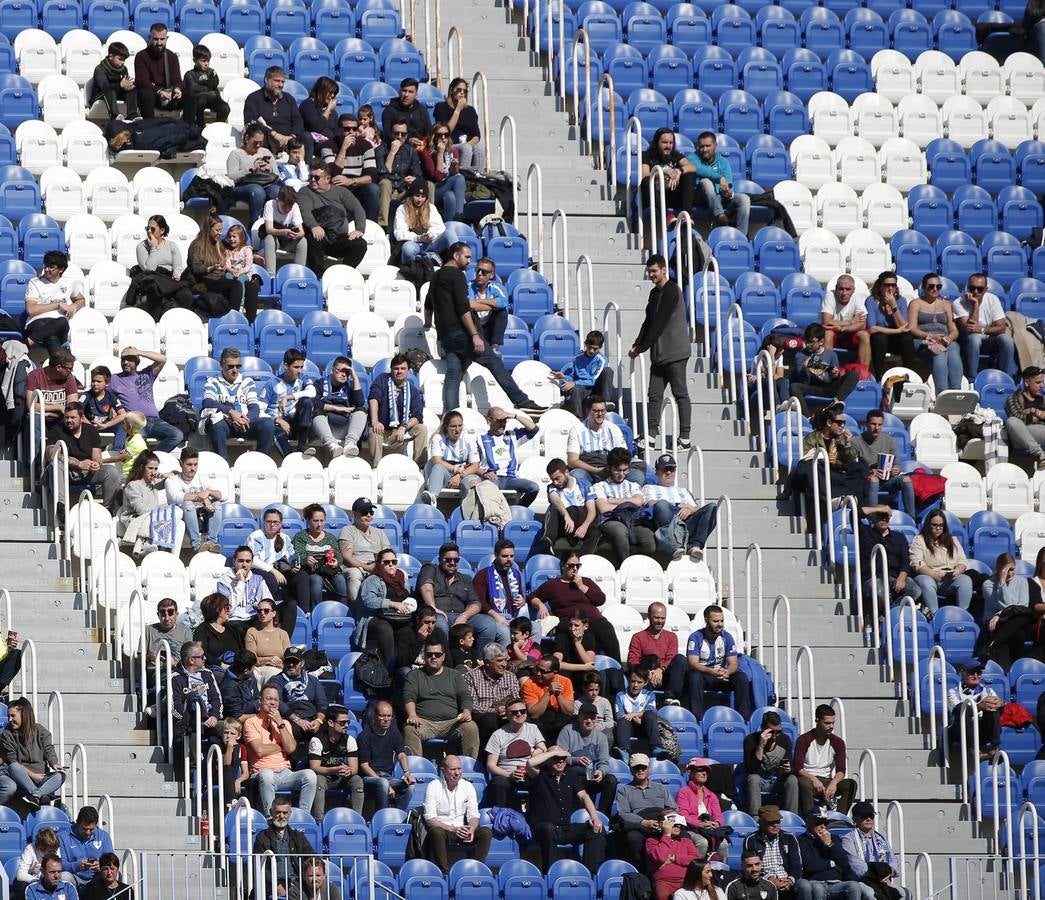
[737,47,782,102]
[888,228,935,285]
[276,263,323,320]
[18,213,64,269]
[499,861,545,900]
[289,36,334,83]
[717,88,762,145]
[982,230,1028,288]
[450,860,497,900]
[711,3,755,55]
[0,78,36,134]
[763,89,808,145]
[707,225,755,281]
[382,43,426,84]
[666,2,709,51]
[647,45,692,100]
[627,87,672,136]
[508,270,554,325]
[927,142,967,188]
[626,9,667,55]
[746,133,790,188]
[335,40,381,93]
[1017,140,1045,194]
[734,272,782,327]
[953,184,998,240]
[844,8,888,60]
[825,48,872,102]
[800,7,844,59]
[889,9,932,57]
[781,47,827,101]
[673,88,717,134]
[359,6,402,44]
[254,309,300,368]
[702,706,747,763]
[970,139,1017,194]
[934,9,977,61]
[999,185,1044,241]
[547,861,595,900]
[600,43,646,97]
[310,0,355,47]
[750,225,799,282]
[266,0,308,44]
[907,184,953,242]
[756,6,800,57]
[781,272,824,319]
[693,45,737,101]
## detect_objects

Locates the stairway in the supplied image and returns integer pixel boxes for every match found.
[444,0,993,884]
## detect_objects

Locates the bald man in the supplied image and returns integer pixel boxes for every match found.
[821,275,871,368]
[423,754,492,873]
[626,602,687,705]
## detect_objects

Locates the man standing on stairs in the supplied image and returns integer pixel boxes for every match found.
[793,705,857,816]
[629,255,692,452]
[430,242,546,417]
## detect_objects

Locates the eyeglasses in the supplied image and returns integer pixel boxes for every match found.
[333,367,349,374]
[929,521,945,528]
[476,268,493,276]
[393,131,408,137]
[564,562,581,569]
[225,364,241,370]
[332,719,349,727]
[258,607,274,614]
[190,654,205,660]
[425,650,445,658]
[926,283,942,290]
[308,174,326,181]
[630,764,649,771]
[968,284,986,293]
[536,668,553,676]
[343,125,358,131]
[508,708,527,716]
[831,419,846,425]
[381,559,398,566]
[158,609,176,617]
[435,131,449,137]
[441,556,460,563]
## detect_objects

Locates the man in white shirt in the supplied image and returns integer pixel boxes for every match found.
[953,272,1018,378]
[165,446,223,552]
[592,446,656,564]
[23,250,86,354]
[483,697,547,809]
[422,754,492,874]
[821,275,870,368]
[566,394,644,488]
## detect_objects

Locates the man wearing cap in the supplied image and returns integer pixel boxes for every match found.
[798,811,862,900]
[108,347,183,452]
[857,511,920,624]
[686,605,754,720]
[613,753,678,865]
[1005,366,1045,469]
[727,852,779,900]
[839,802,911,900]
[643,454,719,562]
[556,702,618,816]
[308,704,364,818]
[566,394,644,490]
[525,745,606,873]
[628,602,688,706]
[365,353,427,467]
[946,659,1002,756]
[744,805,810,900]
[403,639,480,758]
[647,809,700,900]
[483,696,546,808]
[266,648,328,743]
[338,498,391,604]
[794,705,857,816]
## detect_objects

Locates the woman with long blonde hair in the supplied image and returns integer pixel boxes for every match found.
[391,179,448,263]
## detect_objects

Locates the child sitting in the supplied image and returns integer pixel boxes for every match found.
[450,622,478,669]
[181,43,230,129]
[356,104,381,149]
[84,365,127,452]
[581,672,615,742]
[111,411,147,474]
[92,41,138,121]
[614,666,663,759]
[508,616,540,675]
[550,330,615,417]
[277,139,309,189]
[221,717,249,806]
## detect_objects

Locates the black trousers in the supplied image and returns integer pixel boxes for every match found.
[182,88,229,129]
[306,233,367,274]
[870,331,917,380]
[789,371,860,416]
[136,87,182,119]
[24,318,69,352]
[562,369,616,417]
[949,706,1000,750]
[533,821,606,874]
[197,275,260,321]
[544,506,602,557]
[648,359,692,440]
[563,767,618,816]
[258,570,308,633]
[95,82,139,119]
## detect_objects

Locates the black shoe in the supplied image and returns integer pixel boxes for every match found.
[22,794,40,810]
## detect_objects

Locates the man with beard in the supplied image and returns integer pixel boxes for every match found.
[134,24,183,118]
[244,66,312,160]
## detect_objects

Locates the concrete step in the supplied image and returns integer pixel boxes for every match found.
[0,517,50,537]
[897,803,984,853]
[38,669,125,694]
[83,743,169,765]
[870,749,957,801]
[0,490,38,509]
[725,548,840,601]
[0,540,58,560]
[838,698,921,749]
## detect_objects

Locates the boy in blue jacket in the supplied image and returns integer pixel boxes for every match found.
[58,807,113,888]
[551,330,615,417]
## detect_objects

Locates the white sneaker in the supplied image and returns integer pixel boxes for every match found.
[302,447,317,459]
[688,547,704,562]
[671,548,685,561]
[324,442,341,457]
[421,490,436,506]
[342,441,359,458]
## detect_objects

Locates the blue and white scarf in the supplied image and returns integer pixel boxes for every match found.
[149,504,178,551]
[486,563,523,617]
[388,377,412,427]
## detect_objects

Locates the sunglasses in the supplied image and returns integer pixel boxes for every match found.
[831,419,846,425]
[508,708,527,716]
[225,364,241,370]
[159,609,177,617]
[425,651,445,658]
[441,556,460,563]
[393,131,408,137]
[380,559,398,566]
[968,284,986,292]
[564,562,581,569]
[926,283,942,290]
[476,268,493,276]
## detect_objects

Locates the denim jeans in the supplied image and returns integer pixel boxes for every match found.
[809,883,861,900]
[1006,418,1045,457]
[363,773,413,811]
[425,461,480,497]
[0,762,65,804]
[309,572,348,607]
[960,331,1018,379]
[401,231,451,263]
[496,475,540,507]
[233,182,280,224]
[181,501,223,549]
[255,766,317,812]
[440,328,531,414]
[143,415,183,452]
[650,499,718,550]
[867,474,917,514]
[696,178,750,234]
[434,174,466,221]
[915,340,963,392]
[914,573,973,611]
[207,416,276,456]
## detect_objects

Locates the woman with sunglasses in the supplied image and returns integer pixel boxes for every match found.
[357,548,416,664]
[128,214,193,319]
[866,270,917,380]
[245,599,289,689]
[907,274,963,392]
[434,77,483,170]
[789,402,872,521]
[420,123,466,222]
[909,512,972,615]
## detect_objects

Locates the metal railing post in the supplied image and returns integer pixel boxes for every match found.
[594,73,615,175]
[549,208,570,318]
[884,800,907,888]
[469,71,489,174]
[573,254,594,337]
[601,301,623,396]
[771,595,792,708]
[498,116,518,220]
[745,543,763,658]
[524,163,545,275]
[711,494,734,604]
[624,116,643,240]
[46,691,65,806]
[725,304,750,425]
[794,645,816,732]
[858,748,879,811]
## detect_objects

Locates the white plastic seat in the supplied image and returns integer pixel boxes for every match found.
[816,182,861,238]
[358,221,391,277]
[620,555,668,610]
[166,213,201,263]
[15,121,61,176]
[601,604,643,641]
[165,31,194,83]
[15,30,59,84]
[943,95,989,150]
[86,169,133,225]
[105,30,145,58]
[394,312,438,359]
[1034,97,1045,140]
[986,462,1034,520]
[64,213,111,270]
[68,307,113,365]
[807,91,852,147]
[941,461,986,518]
[112,306,160,352]
[68,502,116,561]
[345,311,393,368]
[878,137,927,192]
[132,169,179,218]
[323,264,369,320]
[139,551,189,604]
[843,229,891,283]
[668,560,718,615]
[158,307,208,365]
[371,280,418,323]
[833,137,879,192]
[897,93,943,149]
[871,49,915,104]
[772,179,817,232]
[152,363,183,408]
[798,228,844,283]
[1016,511,1045,562]
[60,30,104,85]
[88,261,131,318]
[788,135,834,191]
[233,453,280,510]
[662,603,694,641]
[578,553,621,603]
[202,33,245,85]
[187,551,228,602]
[194,450,235,500]
[93,549,140,611]
[328,456,378,509]
[468,364,513,412]
[853,93,899,148]
[511,360,561,409]
[60,120,107,177]
[959,50,1004,106]
[284,459,330,507]
[366,264,400,296]
[988,95,1034,149]
[39,167,84,223]
[1033,470,1045,511]
[861,183,908,238]
[1004,51,1045,106]
[109,214,147,269]
[415,357,462,416]
[516,455,554,515]
[910,411,958,469]
[376,455,423,510]
[223,81,259,130]
[37,73,85,128]
[913,50,959,106]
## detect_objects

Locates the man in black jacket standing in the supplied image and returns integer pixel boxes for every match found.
[629,254,692,451]
[430,242,543,417]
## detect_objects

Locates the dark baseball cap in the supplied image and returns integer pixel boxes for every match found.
[352,498,375,515]
[851,801,876,820]
[578,702,598,716]
[655,453,677,470]
[284,645,306,662]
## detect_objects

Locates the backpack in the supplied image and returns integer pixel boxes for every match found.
[159,393,200,436]
[461,479,512,527]
[353,649,392,693]
[1,340,34,422]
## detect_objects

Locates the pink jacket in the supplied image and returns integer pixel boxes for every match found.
[646,834,700,885]
[675,780,724,829]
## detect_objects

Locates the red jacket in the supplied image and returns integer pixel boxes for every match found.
[793,731,848,776]
[646,833,699,886]
[627,628,679,668]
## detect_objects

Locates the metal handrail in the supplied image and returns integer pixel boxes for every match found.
[601,301,623,395]
[685,445,706,506]
[628,353,648,448]
[69,742,88,812]
[550,208,570,317]
[433,0,442,86]
[894,597,921,714]
[45,690,65,806]
[233,798,256,895]
[780,397,804,474]
[724,303,750,425]
[573,254,594,337]
[913,852,933,898]
[867,542,890,671]
[956,695,981,813]
[673,212,697,343]
[153,647,174,763]
[623,115,643,235]
[182,703,203,825]
[710,493,734,604]
[28,389,47,482]
[883,800,906,888]
[524,162,545,275]
[1017,801,1040,899]
[594,73,616,177]
[828,695,847,743]
[0,590,10,635]
[809,447,834,564]
[857,748,879,811]
[205,742,226,855]
[125,588,148,713]
[470,71,489,175]
[440,26,463,91]
[924,645,948,760]
[836,494,860,606]
[699,256,720,362]
[794,645,816,732]
[989,750,1014,864]
[745,543,763,657]
[568,27,592,115]
[497,115,518,219]
[752,349,775,455]
[12,638,36,710]
[657,394,679,458]
[646,165,668,260]
[118,849,138,900]
[49,440,70,561]
[771,594,792,707]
